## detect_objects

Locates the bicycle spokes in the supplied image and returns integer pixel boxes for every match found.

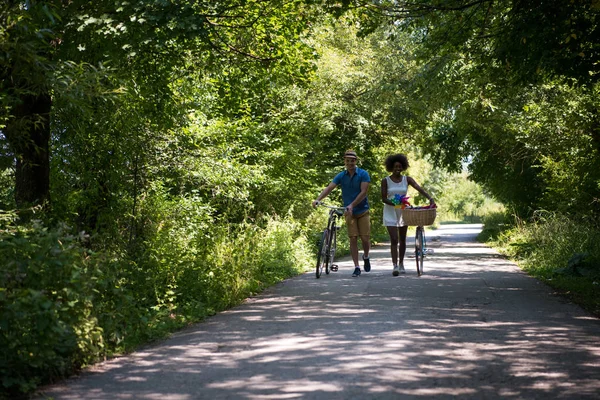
[415,227,425,276]
[316,230,329,278]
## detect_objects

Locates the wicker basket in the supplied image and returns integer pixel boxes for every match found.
[401,207,437,226]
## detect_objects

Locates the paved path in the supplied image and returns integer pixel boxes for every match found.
[38,224,600,399]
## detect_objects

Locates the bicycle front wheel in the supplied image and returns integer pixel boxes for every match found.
[415,227,424,276]
[327,227,337,274]
[316,229,329,278]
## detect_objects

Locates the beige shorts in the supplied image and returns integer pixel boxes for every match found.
[345,210,371,238]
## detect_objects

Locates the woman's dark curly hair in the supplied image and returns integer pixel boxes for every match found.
[384,154,409,172]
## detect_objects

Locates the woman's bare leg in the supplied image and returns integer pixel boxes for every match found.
[399,226,408,265]
[387,226,399,266]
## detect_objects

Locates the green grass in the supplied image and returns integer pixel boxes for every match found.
[480,211,600,317]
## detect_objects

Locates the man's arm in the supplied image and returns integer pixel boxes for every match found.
[312,182,337,207]
[346,181,370,214]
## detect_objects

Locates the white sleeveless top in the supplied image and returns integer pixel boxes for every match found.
[383,175,409,227]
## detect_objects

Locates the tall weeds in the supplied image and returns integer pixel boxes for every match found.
[482,211,600,316]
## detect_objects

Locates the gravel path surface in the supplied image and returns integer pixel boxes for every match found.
[37,224,600,399]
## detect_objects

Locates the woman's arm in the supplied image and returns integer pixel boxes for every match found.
[407,176,436,205]
[381,177,395,206]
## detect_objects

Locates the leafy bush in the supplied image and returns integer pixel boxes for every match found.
[0,213,104,397]
[0,201,316,398]
[496,211,600,274]
[0,169,14,210]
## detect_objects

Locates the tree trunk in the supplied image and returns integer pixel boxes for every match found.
[4,93,52,208]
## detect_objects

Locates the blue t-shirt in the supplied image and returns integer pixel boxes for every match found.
[332,167,371,215]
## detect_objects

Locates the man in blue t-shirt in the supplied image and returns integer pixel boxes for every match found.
[312,150,371,277]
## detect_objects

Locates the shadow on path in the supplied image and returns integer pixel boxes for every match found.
[38,224,600,400]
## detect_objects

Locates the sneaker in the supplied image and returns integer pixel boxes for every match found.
[363,255,371,272]
[399,264,406,274]
[352,267,361,277]
[392,265,400,276]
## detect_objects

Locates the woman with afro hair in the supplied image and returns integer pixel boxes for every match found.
[381,154,435,276]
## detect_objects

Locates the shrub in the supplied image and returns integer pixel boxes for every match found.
[0,213,104,397]
[0,201,318,398]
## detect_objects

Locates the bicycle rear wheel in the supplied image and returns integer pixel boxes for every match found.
[316,229,329,278]
[415,227,424,276]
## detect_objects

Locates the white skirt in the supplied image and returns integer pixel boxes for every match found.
[383,204,405,227]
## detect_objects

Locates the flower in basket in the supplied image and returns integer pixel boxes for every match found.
[391,194,411,209]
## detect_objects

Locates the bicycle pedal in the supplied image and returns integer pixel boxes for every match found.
[331,265,339,272]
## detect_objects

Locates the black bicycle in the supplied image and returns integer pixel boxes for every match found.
[315,203,345,279]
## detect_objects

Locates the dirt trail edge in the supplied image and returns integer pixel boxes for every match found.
[37,224,600,400]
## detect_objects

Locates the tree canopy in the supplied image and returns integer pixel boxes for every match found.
[1,1,600,396]
[356,0,600,215]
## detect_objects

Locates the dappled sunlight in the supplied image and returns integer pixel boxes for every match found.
[206,375,343,394]
[55,306,599,399]
[367,247,390,255]
[434,247,498,255]
[38,224,600,400]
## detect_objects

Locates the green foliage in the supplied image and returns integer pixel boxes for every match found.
[555,252,600,278]
[0,168,15,210]
[436,172,503,222]
[360,1,600,219]
[479,211,516,243]
[491,0,600,84]
[499,211,600,273]
[302,17,391,171]
[2,0,600,397]
[205,217,313,307]
[0,213,104,397]
[0,206,314,397]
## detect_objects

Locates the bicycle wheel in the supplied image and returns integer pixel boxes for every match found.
[327,227,337,274]
[415,227,424,276]
[316,229,329,278]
